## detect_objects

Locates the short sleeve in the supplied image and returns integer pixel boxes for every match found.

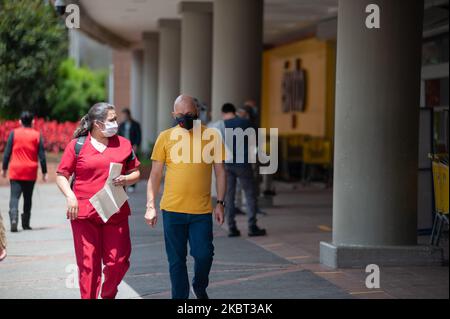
[151,132,166,162]
[57,139,77,179]
[125,149,141,172]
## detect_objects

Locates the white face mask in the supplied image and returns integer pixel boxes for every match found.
[98,120,118,137]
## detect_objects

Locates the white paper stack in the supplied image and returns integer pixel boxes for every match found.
[89,163,129,223]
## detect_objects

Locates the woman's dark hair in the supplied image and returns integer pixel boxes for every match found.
[20,111,34,127]
[73,103,115,138]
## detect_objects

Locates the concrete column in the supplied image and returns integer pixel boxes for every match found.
[141,32,159,153]
[179,2,213,108]
[130,50,143,122]
[157,19,181,133]
[320,0,441,268]
[211,0,263,121]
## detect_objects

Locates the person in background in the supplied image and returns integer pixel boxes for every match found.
[221,103,266,237]
[243,99,259,128]
[1,111,48,232]
[118,108,142,193]
[0,212,6,261]
[236,106,251,121]
[195,99,210,124]
[238,102,269,212]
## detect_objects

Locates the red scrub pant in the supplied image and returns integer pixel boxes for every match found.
[71,216,131,299]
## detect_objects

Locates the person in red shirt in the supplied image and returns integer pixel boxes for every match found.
[1,111,48,232]
[56,103,140,299]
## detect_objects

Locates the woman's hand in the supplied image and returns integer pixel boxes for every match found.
[144,206,158,228]
[66,195,79,220]
[112,175,127,187]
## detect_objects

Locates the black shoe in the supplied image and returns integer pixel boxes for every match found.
[22,214,32,230]
[263,190,276,196]
[228,227,241,237]
[11,221,18,233]
[191,286,209,299]
[248,226,266,237]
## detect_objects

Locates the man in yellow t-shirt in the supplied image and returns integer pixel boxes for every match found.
[145,95,226,300]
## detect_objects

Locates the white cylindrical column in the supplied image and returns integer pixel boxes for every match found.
[141,32,159,153]
[157,19,181,133]
[319,0,434,268]
[130,49,143,122]
[211,0,263,121]
[179,2,213,108]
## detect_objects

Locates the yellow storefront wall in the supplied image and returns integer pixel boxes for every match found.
[261,38,336,141]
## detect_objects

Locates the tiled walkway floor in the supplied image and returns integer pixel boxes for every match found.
[0,181,448,299]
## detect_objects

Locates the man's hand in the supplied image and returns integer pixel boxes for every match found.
[214,204,224,225]
[0,169,6,178]
[43,173,48,183]
[66,195,79,220]
[145,206,158,228]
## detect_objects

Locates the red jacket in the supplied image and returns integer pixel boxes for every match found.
[2,127,47,181]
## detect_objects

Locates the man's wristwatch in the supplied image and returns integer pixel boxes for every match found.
[216,200,225,207]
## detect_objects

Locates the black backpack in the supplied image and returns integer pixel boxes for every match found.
[70,136,86,189]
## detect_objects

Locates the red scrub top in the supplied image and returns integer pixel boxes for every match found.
[57,132,140,221]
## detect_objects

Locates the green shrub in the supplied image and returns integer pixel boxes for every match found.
[0,0,67,119]
[48,59,107,122]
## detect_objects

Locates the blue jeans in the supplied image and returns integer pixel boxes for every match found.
[162,210,214,299]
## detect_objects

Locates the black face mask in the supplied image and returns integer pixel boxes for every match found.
[176,114,198,130]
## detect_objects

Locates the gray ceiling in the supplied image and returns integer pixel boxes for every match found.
[78,0,339,46]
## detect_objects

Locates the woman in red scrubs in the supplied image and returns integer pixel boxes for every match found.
[56,103,140,299]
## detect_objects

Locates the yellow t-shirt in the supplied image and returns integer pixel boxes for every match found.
[151,124,225,214]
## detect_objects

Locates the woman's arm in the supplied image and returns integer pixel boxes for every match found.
[112,168,140,187]
[56,174,79,220]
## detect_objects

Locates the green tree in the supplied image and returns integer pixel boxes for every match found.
[48,58,107,122]
[0,0,67,119]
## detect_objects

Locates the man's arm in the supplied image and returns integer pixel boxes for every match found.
[213,162,226,225]
[144,160,164,228]
[1,131,14,177]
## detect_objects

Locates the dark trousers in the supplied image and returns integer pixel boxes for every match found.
[225,164,258,230]
[162,210,214,299]
[9,180,35,225]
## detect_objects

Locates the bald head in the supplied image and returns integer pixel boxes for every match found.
[172,94,199,117]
